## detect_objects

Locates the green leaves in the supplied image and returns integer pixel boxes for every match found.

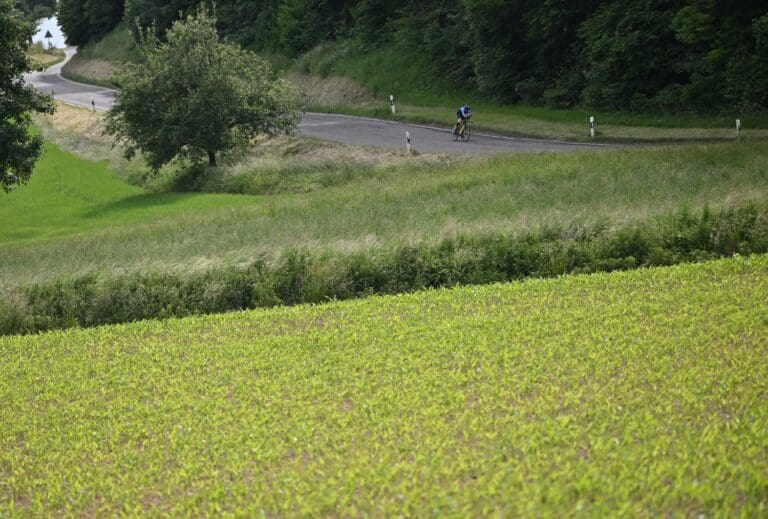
[1,255,767,514]
[0,0,54,193]
[106,8,298,171]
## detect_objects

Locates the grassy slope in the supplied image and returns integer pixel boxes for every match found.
[59,23,140,87]
[2,137,767,289]
[0,141,257,246]
[1,255,766,515]
[292,43,768,142]
[75,23,141,63]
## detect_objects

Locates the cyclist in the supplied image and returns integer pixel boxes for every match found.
[456,104,472,132]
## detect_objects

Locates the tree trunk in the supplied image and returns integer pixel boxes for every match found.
[207,151,216,167]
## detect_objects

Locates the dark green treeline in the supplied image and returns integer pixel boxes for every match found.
[57,0,768,113]
[15,0,55,21]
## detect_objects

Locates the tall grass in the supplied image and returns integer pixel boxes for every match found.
[76,23,141,63]
[4,202,767,335]
[1,139,767,293]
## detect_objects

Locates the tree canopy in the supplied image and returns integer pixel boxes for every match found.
[61,0,768,113]
[16,0,56,22]
[1,0,54,192]
[58,0,124,45]
[105,9,299,170]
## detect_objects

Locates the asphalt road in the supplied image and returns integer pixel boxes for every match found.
[27,48,610,154]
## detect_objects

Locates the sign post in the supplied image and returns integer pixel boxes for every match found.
[406,131,411,154]
[390,95,396,115]
[589,116,595,139]
[736,119,741,137]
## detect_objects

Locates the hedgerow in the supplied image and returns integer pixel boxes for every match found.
[2,202,766,335]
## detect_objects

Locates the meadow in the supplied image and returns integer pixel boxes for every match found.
[2,114,768,332]
[4,122,768,287]
[1,254,766,515]
[26,42,65,68]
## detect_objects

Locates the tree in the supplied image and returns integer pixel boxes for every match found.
[106,9,299,170]
[577,0,683,111]
[0,0,54,192]
[58,0,124,45]
[124,0,200,38]
[57,0,90,45]
[17,0,57,22]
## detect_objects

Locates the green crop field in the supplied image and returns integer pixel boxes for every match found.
[1,255,766,515]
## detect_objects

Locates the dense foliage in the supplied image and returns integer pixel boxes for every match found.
[67,0,768,113]
[2,255,767,514]
[105,9,299,170]
[14,0,55,21]
[57,0,124,45]
[0,0,53,192]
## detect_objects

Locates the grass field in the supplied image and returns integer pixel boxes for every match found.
[2,128,767,292]
[1,255,766,515]
[34,103,449,195]
[26,43,65,69]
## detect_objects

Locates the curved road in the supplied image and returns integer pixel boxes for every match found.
[27,49,610,154]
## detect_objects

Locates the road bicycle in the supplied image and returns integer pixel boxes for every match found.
[452,119,471,142]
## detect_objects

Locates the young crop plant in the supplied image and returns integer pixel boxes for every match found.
[1,255,767,515]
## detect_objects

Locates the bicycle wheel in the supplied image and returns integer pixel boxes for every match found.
[460,124,471,142]
[452,123,460,141]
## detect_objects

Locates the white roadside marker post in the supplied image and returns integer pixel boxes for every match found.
[406,131,412,154]
[589,116,595,139]
[390,94,396,115]
[736,119,741,137]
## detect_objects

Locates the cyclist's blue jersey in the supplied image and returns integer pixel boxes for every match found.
[459,106,471,118]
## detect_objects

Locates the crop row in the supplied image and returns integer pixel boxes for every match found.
[1,255,766,515]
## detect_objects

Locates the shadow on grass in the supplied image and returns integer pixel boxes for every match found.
[82,192,209,218]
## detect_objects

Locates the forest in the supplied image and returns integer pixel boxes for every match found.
[52,0,768,114]
[16,0,54,21]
